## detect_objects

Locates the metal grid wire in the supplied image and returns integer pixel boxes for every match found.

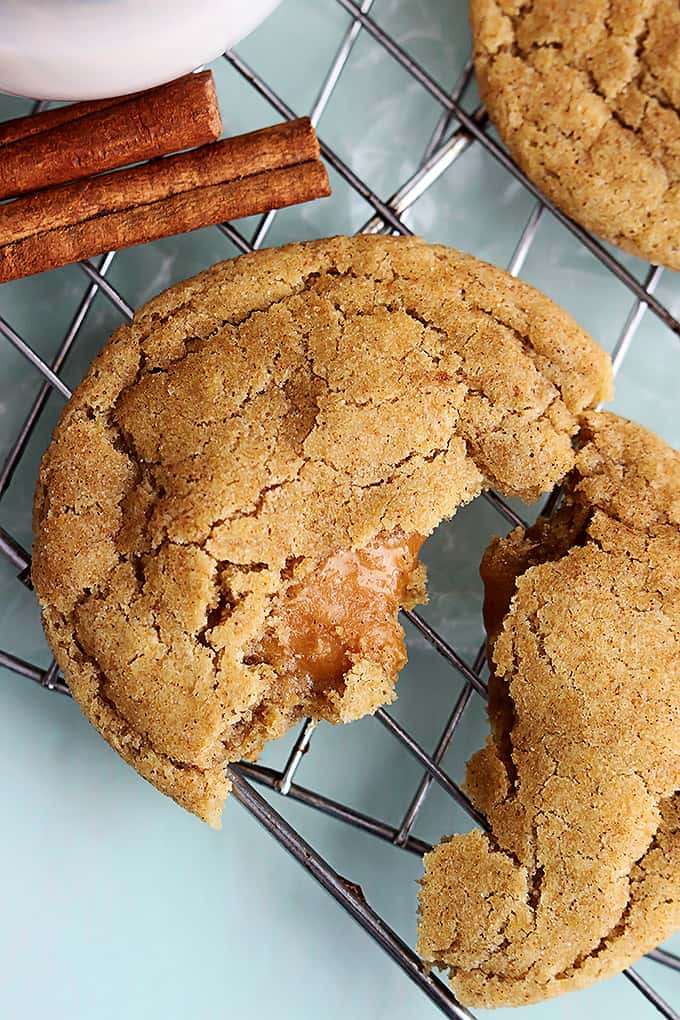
[1,2,679,1017]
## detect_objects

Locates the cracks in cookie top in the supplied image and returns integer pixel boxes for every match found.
[470,0,680,267]
[418,410,680,1007]
[31,234,611,825]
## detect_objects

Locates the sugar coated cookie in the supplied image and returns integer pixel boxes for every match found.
[32,235,611,824]
[471,0,680,268]
[418,411,680,1005]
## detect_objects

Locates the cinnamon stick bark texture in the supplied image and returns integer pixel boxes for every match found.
[0,75,216,147]
[0,119,330,283]
[0,71,222,200]
[0,95,130,147]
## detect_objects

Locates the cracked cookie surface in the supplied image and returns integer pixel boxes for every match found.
[418,411,680,1006]
[31,234,611,826]
[470,0,680,268]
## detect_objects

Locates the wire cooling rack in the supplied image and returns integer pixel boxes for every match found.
[1,2,679,1018]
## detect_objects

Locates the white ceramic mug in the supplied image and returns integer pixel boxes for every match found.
[0,0,281,100]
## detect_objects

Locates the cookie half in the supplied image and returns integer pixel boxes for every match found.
[470,0,680,268]
[32,234,611,824]
[418,411,680,1005]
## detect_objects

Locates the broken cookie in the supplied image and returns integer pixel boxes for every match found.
[418,411,680,1006]
[31,234,611,825]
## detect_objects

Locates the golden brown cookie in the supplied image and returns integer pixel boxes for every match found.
[470,0,680,269]
[418,411,680,1006]
[32,234,611,826]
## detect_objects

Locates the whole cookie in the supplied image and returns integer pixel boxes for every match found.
[32,234,611,825]
[470,0,680,268]
[418,411,680,1006]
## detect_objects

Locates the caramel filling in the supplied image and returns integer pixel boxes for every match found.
[256,530,424,691]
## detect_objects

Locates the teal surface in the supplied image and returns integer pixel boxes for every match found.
[0,2,679,1018]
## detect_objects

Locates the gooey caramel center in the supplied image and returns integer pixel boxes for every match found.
[256,530,424,690]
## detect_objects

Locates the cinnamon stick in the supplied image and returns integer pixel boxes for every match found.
[0,96,133,147]
[0,71,222,201]
[0,76,216,147]
[0,119,330,283]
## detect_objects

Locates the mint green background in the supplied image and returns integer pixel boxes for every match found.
[0,2,678,1018]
